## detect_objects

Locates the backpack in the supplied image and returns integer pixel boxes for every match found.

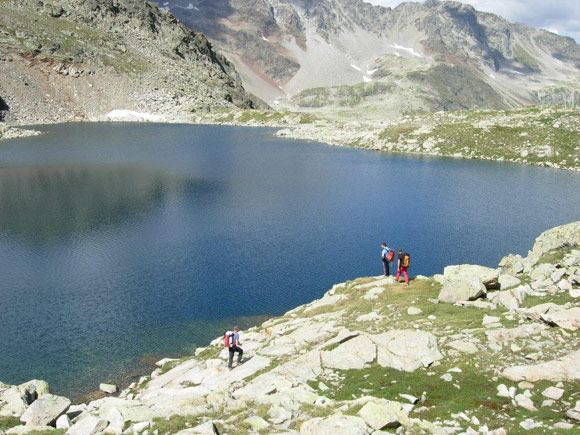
[387,250,395,262]
[224,331,235,348]
[403,253,411,268]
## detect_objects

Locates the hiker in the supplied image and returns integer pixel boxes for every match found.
[381,242,394,276]
[394,248,410,285]
[225,326,243,369]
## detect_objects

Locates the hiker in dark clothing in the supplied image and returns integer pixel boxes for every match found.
[395,248,410,285]
[381,242,392,276]
[227,326,243,369]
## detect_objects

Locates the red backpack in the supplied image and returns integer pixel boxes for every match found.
[224,331,234,348]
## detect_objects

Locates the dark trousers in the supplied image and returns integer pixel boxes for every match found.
[228,346,243,368]
[382,259,390,276]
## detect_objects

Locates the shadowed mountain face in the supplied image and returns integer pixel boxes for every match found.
[0,0,264,124]
[157,0,580,118]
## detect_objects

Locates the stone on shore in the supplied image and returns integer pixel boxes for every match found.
[439,278,486,303]
[55,414,71,430]
[300,412,370,435]
[438,265,498,303]
[542,387,564,400]
[99,384,118,394]
[19,380,51,401]
[371,330,442,371]
[447,340,478,354]
[244,416,269,430]
[502,350,580,382]
[20,394,70,426]
[499,274,521,289]
[0,387,29,417]
[542,307,580,330]
[357,400,407,430]
[498,254,524,276]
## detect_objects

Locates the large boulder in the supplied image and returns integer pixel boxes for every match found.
[540,306,580,330]
[488,289,520,311]
[438,265,498,303]
[321,335,376,370]
[300,412,370,435]
[18,381,50,403]
[498,254,524,276]
[522,303,580,330]
[502,350,580,382]
[357,400,408,430]
[439,278,486,303]
[0,387,29,417]
[447,340,478,354]
[20,394,70,426]
[66,414,109,435]
[370,330,442,372]
[486,323,546,342]
[498,274,521,289]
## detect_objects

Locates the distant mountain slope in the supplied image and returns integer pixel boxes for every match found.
[0,0,263,124]
[159,0,580,118]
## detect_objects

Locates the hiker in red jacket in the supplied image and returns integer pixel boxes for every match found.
[395,248,410,285]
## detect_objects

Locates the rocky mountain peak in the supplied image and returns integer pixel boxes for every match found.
[159,0,580,117]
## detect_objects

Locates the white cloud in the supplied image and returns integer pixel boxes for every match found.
[364,0,580,42]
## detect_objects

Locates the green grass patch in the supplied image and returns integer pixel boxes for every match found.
[152,414,204,435]
[237,110,286,123]
[0,417,21,431]
[538,249,569,266]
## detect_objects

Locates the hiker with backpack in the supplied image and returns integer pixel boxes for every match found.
[395,248,410,285]
[381,242,394,276]
[224,326,243,369]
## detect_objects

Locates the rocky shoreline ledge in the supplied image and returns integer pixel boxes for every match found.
[0,126,41,141]
[1,221,580,434]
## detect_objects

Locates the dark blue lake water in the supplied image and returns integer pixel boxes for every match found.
[0,123,579,399]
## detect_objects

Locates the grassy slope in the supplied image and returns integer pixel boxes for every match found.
[0,5,149,74]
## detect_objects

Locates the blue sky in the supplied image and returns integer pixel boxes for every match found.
[364,0,580,42]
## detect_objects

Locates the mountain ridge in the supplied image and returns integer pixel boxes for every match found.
[160,0,580,118]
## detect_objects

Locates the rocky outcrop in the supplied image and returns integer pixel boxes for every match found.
[0,0,264,125]
[502,350,580,382]
[438,265,498,303]
[525,221,580,268]
[20,394,70,426]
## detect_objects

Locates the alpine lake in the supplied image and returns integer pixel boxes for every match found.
[1,123,580,400]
